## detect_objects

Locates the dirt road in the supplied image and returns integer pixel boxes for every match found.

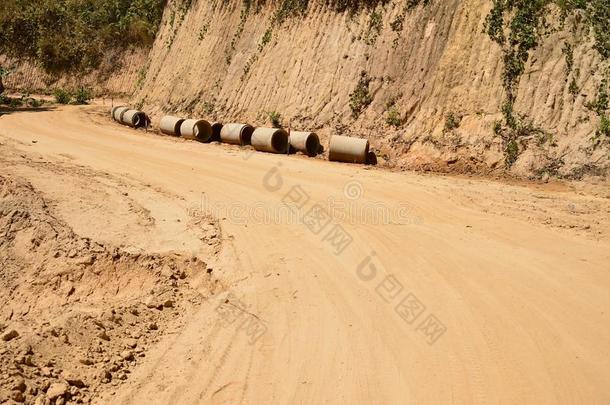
[1,105,609,404]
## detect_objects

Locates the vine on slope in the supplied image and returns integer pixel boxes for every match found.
[485,0,610,166]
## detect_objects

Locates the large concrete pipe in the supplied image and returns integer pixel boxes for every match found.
[121,110,148,128]
[251,127,289,154]
[180,119,213,142]
[111,106,123,119]
[160,115,185,136]
[220,123,254,146]
[328,135,369,164]
[289,131,320,157]
[210,122,223,142]
[112,106,129,122]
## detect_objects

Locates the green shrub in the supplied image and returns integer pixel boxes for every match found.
[136,65,148,90]
[54,89,72,104]
[493,120,503,135]
[390,14,404,32]
[444,112,461,132]
[203,101,215,114]
[505,139,520,168]
[597,115,610,138]
[585,80,609,115]
[386,107,402,127]
[8,97,23,108]
[267,111,282,128]
[28,98,43,108]
[363,10,383,45]
[73,87,92,105]
[349,71,373,118]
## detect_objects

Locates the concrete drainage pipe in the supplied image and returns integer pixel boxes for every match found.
[220,123,254,146]
[122,110,148,128]
[112,106,129,123]
[328,135,369,164]
[210,122,223,142]
[180,119,213,142]
[160,116,185,136]
[251,128,289,154]
[111,106,123,119]
[289,131,320,157]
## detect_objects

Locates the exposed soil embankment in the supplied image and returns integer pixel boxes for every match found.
[0,158,222,403]
[5,1,610,179]
[131,0,609,180]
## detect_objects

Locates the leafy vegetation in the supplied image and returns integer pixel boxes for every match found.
[483,0,610,165]
[597,115,610,138]
[586,78,610,144]
[349,71,373,118]
[73,87,93,105]
[585,79,609,116]
[198,22,210,41]
[238,0,432,76]
[568,68,580,97]
[267,111,282,128]
[386,107,402,127]
[390,0,430,46]
[136,64,149,90]
[363,10,383,45]
[203,100,215,115]
[0,0,166,74]
[54,89,72,105]
[444,112,461,132]
[9,92,46,108]
[52,87,93,105]
[166,0,192,49]
[226,0,254,65]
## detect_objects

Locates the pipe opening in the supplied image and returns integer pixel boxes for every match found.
[139,113,150,128]
[272,131,289,153]
[305,135,320,157]
[174,121,184,136]
[194,121,212,142]
[241,126,254,145]
[366,150,377,165]
[211,123,223,141]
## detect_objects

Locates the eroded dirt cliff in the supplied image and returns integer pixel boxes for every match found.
[6,0,610,179]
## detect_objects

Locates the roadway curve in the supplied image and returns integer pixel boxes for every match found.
[1,105,609,404]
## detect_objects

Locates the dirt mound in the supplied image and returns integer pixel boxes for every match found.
[0,174,218,404]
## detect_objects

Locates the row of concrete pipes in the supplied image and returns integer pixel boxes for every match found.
[112,106,150,129]
[111,107,371,164]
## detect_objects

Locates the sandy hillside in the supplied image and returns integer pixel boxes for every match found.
[1,104,609,404]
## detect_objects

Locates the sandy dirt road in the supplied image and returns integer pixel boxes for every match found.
[1,105,610,404]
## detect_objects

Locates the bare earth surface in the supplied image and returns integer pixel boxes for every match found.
[1,105,609,404]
